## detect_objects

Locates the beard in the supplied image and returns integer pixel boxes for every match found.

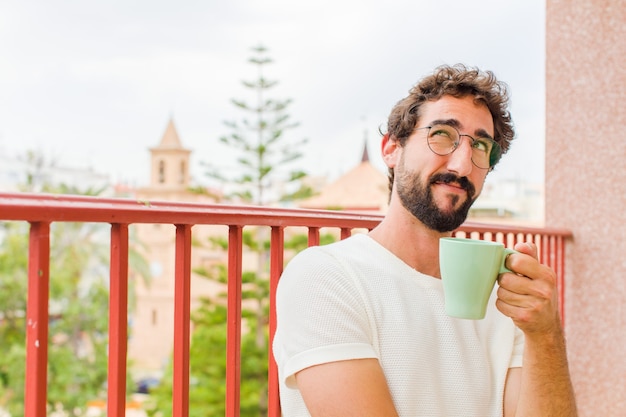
[396,167,477,233]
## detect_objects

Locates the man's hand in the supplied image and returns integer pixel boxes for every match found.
[496,242,562,336]
[496,242,578,416]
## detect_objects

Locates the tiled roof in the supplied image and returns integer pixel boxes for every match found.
[299,160,389,212]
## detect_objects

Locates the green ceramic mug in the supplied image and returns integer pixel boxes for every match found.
[439,237,517,319]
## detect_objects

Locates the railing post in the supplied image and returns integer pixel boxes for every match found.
[556,235,566,325]
[308,227,320,247]
[173,224,193,417]
[25,221,50,417]
[226,225,243,417]
[268,226,284,417]
[108,223,130,417]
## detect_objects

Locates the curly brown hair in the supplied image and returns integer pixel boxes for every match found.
[385,64,515,193]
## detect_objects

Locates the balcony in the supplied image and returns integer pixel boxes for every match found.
[0,192,572,417]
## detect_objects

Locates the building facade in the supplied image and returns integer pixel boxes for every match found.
[128,119,225,376]
[546,1,625,415]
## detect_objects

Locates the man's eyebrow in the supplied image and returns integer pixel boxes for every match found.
[474,128,494,140]
[429,118,494,140]
[429,118,461,129]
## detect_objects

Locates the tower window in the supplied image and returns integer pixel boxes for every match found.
[179,161,186,184]
[158,160,165,184]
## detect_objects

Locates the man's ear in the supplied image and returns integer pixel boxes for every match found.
[381,134,399,168]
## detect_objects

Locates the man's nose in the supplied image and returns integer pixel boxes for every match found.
[445,137,474,177]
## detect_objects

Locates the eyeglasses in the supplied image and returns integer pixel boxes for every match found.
[417,124,502,169]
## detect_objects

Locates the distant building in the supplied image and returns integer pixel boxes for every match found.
[128,119,224,376]
[469,178,544,225]
[298,143,389,213]
[0,152,110,192]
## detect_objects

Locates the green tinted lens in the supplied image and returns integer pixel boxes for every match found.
[488,141,502,167]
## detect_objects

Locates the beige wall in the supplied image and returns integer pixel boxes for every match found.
[150,149,191,189]
[546,1,626,415]
[128,187,227,374]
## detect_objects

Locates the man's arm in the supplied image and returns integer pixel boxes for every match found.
[498,242,578,417]
[296,358,399,417]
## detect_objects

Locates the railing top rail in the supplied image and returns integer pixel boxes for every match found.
[0,192,382,229]
[457,222,573,238]
[0,192,573,237]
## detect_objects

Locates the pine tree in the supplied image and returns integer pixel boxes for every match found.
[146,45,322,417]
[204,44,313,205]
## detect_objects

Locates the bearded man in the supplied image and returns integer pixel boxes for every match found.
[273,64,578,417]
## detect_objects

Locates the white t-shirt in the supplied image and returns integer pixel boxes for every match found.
[273,233,524,417]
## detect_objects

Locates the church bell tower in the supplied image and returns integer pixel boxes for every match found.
[149,118,191,189]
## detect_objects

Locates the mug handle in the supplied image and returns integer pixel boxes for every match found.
[499,248,518,274]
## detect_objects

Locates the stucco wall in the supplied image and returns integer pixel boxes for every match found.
[546,0,626,415]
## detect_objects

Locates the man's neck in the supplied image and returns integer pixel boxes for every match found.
[368,203,451,278]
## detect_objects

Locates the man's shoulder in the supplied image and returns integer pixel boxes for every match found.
[283,233,372,274]
[296,233,370,258]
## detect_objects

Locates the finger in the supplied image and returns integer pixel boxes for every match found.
[498,280,559,334]
[495,298,534,324]
[496,296,534,319]
[496,296,562,334]
[496,285,533,308]
[503,252,555,286]
[499,270,556,300]
[513,241,537,259]
[498,272,530,294]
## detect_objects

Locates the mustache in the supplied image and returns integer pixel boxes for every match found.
[429,173,476,198]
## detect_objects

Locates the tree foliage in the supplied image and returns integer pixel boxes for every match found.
[146,229,335,417]
[0,219,113,416]
[204,44,314,205]
[146,229,270,417]
[0,151,150,416]
[145,46,327,417]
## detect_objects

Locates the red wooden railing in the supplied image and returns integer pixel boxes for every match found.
[0,192,572,417]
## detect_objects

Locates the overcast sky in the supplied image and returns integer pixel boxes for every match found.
[0,0,546,188]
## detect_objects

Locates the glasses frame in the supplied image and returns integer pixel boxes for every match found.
[417,124,502,170]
